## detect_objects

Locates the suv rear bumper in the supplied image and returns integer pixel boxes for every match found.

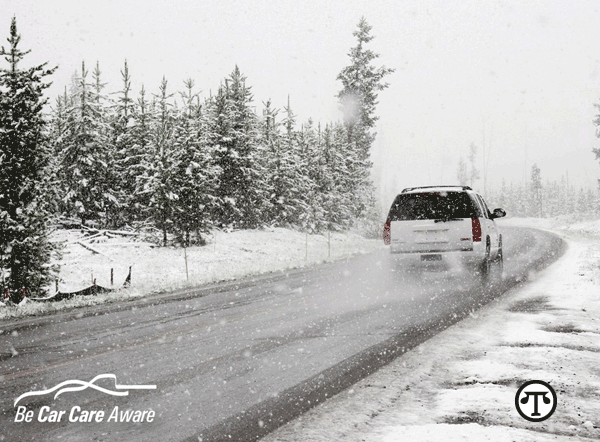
[389,244,485,265]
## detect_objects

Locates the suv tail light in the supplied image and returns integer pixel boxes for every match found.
[471,218,482,242]
[383,221,391,245]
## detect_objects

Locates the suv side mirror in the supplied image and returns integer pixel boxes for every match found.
[491,208,506,219]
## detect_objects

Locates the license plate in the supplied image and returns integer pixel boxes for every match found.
[421,254,442,262]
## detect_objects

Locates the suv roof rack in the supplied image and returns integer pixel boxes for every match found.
[401,185,472,193]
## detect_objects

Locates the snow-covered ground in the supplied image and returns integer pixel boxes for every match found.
[261,217,600,441]
[0,228,380,320]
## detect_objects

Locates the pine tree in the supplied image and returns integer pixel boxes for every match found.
[0,17,58,300]
[593,96,600,164]
[497,178,508,211]
[530,163,542,217]
[58,61,115,227]
[110,60,138,226]
[91,61,120,227]
[336,18,392,222]
[171,79,219,245]
[278,98,310,226]
[48,88,71,217]
[207,80,236,226]
[576,187,587,214]
[337,17,394,161]
[294,119,349,233]
[329,122,357,229]
[261,99,283,223]
[261,99,308,226]
[456,157,468,185]
[210,66,268,228]
[130,84,153,221]
[545,180,560,217]
[589,187,599,215]
[138,77,176,245]
[468,143,480,188]
[515,182,527,217]
[319,123,345,230]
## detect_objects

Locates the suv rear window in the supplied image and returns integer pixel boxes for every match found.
[387,192,481,221]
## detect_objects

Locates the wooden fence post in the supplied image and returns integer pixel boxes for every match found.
[305,232,308,261]
[184,247,189,282]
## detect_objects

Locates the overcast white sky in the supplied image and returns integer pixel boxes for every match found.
[4,0,600,202]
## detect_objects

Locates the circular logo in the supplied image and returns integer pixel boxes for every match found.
[515,380,557,422]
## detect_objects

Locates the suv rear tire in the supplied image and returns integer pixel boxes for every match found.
[495,236,504,275]
[479,238,491,278]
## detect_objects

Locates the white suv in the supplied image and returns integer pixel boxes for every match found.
[383,185,505,275]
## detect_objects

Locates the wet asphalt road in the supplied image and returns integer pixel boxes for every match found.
[0,226,565,442]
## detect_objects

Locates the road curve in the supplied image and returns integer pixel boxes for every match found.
[0,226,565,442]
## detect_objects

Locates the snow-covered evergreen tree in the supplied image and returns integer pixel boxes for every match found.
[171,79,219,245]
[260,99,307,226]
[530,163,542,217]
[317,123,344,231]
[207,81,235,226]
[497,178,508,212]
[294,121,314,231]
[110,60,138,226]
[278,98,311,226]
[129,84,153,222]
[0,17,58,300]
[456,157,468,186]
[468,143,480,188]
[593,95,600,167]
[337,17,394,162]
[48,88,71,216]
[91,61,120,227]
[209,66,268,228]
[58,61,116,227]
[336,18,391,223]
[138,77,176,245]
[260,100,282,223]
[327,122,357,229]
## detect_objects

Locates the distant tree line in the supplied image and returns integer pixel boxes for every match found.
[456,143,600,218]
[487,164,600,218]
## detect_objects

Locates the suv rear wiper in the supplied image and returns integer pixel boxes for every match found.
[434,218,462,223]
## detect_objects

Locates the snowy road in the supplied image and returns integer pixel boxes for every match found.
[0,226,564,442]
